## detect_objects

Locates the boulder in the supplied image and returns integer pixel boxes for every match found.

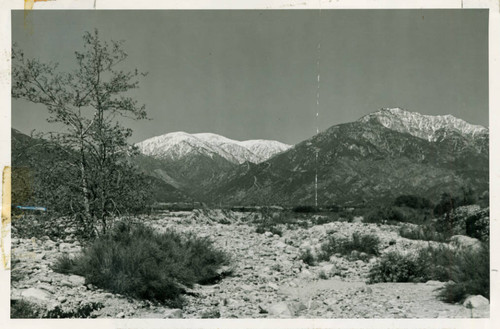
[20,288,51,304]
[449,235,482,251]
[463,295,489,309]
[164,308,183,318]
[267,302,295,318]
[320,264,336,274]
[67,275,86,286]
[324,298,337,307]
[352,216,363,223]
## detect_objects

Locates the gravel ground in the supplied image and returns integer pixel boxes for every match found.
[10,210,489,319]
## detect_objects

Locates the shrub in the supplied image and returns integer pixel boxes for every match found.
[299,248,316,266]
[365,205,431,225]
[465,211,489,242]
[394,195,434,209]
[438,244,489,303]
[368,244,489,304]
[319,232,380,261]
[318,270,328,280]
[11,300,42,318]
[255,224,282,236]
[399,224,449,242]
[367,251,424,283]
[292,205,319,213]
[52,221,230,306]
[52,253,77,274]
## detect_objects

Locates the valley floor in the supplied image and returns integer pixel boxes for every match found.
[10,210,489,319]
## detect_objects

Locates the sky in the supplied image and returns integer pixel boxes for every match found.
[11,10,488,145]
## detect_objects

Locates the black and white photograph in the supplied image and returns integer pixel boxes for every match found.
[1,1,498,326]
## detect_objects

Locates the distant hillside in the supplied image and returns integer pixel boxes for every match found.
[203,108,488,206]
[12,129,191,205]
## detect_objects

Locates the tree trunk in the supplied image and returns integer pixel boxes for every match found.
[79,135,93,235]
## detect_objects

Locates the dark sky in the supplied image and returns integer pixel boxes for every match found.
[11,10,488,145]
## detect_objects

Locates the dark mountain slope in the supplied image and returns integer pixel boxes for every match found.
[205,118,488,206]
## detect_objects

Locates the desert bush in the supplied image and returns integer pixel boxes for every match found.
[299,248,316,266]
[52,253,77,274]
[368,245,456,284]
[438,244,489,303]
[367,251,424,283]
[319,232,380,261]
[11,214,71,240]
[434,188,478,217]
[318,270,328,280]
[52,221,230,306]
[11,300,42,318]
[255,224,283,236]
[292,205,319,213]
[399,224,449,242]
[465,211,489,242]
[368,244,489,304]
[394,195,434,209]
[365,206,431,225]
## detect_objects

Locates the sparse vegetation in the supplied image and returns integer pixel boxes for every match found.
[52,221,230,307]
[438,244,489,303]
[465,211,489,242]
[319,232,380,261]
[11,300,42,318]
[398,224,449,242]
[364,205,432,225]
[368,244,489,304]
[394,195,434,209]
[292,205,319,213]
[299,248,316,266]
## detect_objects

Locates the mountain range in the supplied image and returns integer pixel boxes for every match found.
[137,132,291,165]
[133,132,291,197]
[12,107,489,207]
[134,107,488,206]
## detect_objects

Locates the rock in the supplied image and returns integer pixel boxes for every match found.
[463,295,489,309]
[215,265,233,277]
[450,235,482,251]
[37,283,56,294]
[320,264,336,274]
[324,298,337,307]
[164,308,183,318]
[352,216,363,223]
[425,280,443,286]
[267,302,295,318]
[20,288,51,304]
[141,311,167,318]
[116,312,125,318]
[58,243,73,252]
[39,276,53,284]
[264,232,273,237]
[267,282,279,291]
[67,275,86,286]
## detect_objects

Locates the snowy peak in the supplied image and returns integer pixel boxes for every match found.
[137,132,291,164]
[239,139,292,161]
[358,107,488,142]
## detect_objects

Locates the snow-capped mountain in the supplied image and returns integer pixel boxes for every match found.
[358,107,487,142]
[136,132,291,164]
[207,108,489,206]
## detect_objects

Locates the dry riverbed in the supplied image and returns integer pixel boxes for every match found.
[10,210,489,318]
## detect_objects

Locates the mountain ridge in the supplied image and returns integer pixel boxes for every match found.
[359,107,487,142]
[136,131,291,165]
[202,108,488,206]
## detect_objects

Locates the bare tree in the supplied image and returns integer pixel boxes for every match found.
[12,29,149,236]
